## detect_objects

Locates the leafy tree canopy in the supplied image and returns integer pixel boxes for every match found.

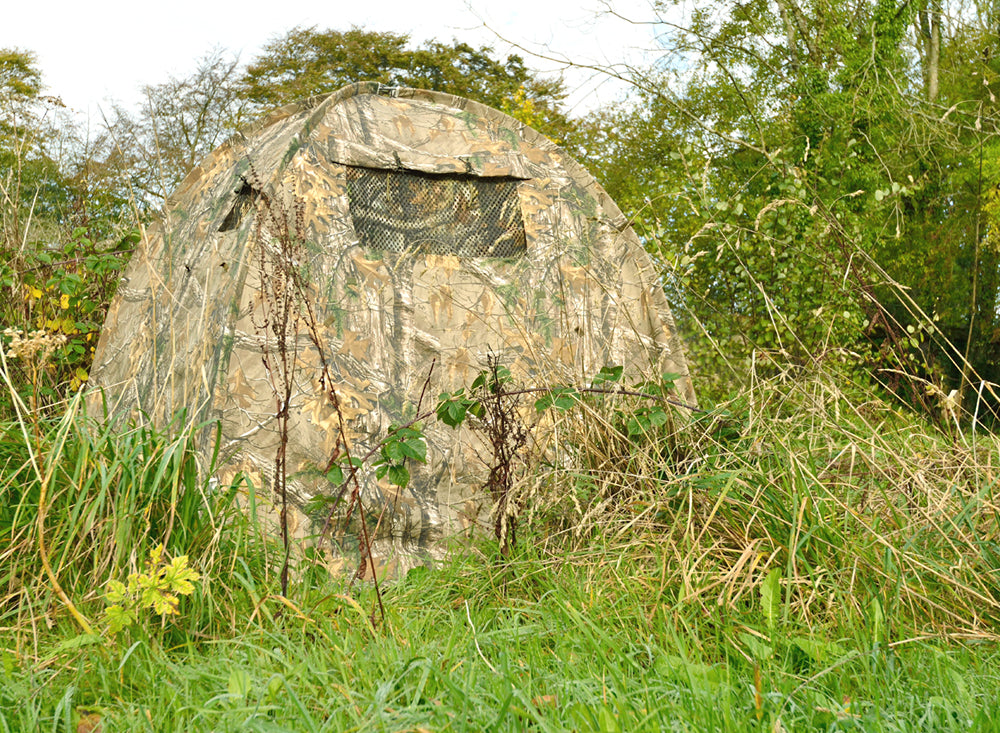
[0,47,42,101]
[241,27,574,144]
[583,0,1000,414]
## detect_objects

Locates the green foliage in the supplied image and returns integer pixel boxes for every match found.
[587,0,1000,411]
[533,386,580,412]
[0,48,42,99]
[104,544,201,635]
[4,16,1000,731]
[0,384,244,641]
[373,424,427,489]
[435,387,480,427]
[240,27,576,145]
[0,50,74,239]
[1,226,134,411]
[0,51,137,418]
[4,338,1000,729]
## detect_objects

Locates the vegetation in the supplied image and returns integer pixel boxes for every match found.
[581,0,1000,417]
[3,356,1000,729]
[4,7,1000,730]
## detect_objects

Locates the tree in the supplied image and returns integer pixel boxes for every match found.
[241,27,575,146]
[583,0,1000,412]
[0,50,135,413]
[97,49,250,204]
[0,48,73,244]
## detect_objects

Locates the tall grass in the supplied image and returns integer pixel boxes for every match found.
[0,356,276,654]
[531,356,1000,640]
[4,348,1000,730]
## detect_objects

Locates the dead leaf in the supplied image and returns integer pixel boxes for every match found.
[76,713,103,733]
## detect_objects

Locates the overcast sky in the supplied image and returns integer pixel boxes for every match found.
[5,0,665,120]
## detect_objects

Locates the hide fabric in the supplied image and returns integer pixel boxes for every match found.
[89,82,695,575]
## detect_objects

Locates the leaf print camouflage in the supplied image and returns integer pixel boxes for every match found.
[89,82,695,575]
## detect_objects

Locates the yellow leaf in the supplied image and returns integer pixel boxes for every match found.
[60,293,70,309]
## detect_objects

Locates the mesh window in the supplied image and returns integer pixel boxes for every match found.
[346,167,527,258]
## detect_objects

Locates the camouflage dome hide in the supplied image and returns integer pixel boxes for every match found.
[90,82,695,573]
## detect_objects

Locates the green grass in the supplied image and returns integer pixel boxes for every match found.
[3,547,1000,731]
[3,360,1000,731]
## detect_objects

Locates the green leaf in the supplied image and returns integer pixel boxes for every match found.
[52,633,103,653]
[104,605,136,635]
[597,705,620,733]
[761,568,781,630]
[437,395,472,428]
[791,636,848,663]
[552,394,577,410]
[382,440,406,463]
[648,408,669,427]
[739,631,773,660]
[627,416,647,436]
[151,591,180,616]
[870,597,885,645]
[326,465,344,486]
[552,388,579,410]
[163,556,200,595]
[534,393,554,412]
[401,437,427,463]
[536,387,579,412]
[105,579,127,605]
[228,668,252,699]
[387,464,410,487]
[660,371,681,386]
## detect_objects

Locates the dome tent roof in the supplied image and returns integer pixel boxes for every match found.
[90,82,695,574]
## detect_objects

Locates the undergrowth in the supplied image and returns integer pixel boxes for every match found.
[3,352,1000,730]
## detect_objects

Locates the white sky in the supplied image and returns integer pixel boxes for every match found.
[4,0,665,120]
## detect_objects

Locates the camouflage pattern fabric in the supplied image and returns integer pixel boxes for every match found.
[89,82,696,575]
